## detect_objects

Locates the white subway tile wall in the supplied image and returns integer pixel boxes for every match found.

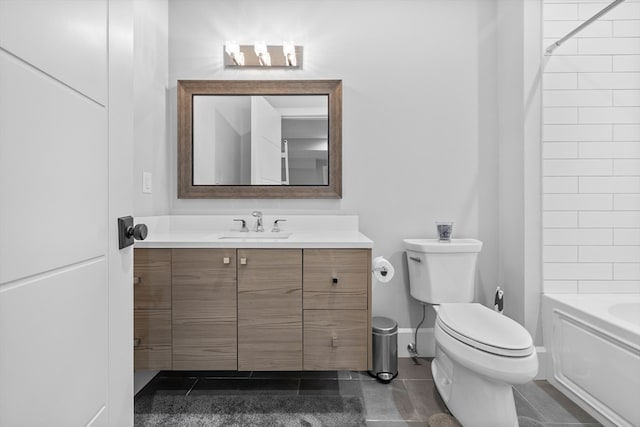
[543,0,640,294]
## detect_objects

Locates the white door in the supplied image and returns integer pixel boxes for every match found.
[0,1,134,426]
[251,96,282,185]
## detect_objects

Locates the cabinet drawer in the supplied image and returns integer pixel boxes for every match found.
[134,309,171,370]
[134,248,171,309]
[303,249,370,310]
[303,309,368,371]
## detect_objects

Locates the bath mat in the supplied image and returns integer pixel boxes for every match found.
[428,413,462,427]
[134,394,366,427]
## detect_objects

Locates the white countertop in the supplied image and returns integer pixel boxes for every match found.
[134,215,373,249]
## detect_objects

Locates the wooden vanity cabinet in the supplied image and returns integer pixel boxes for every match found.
[172,248,237,370]
[133,248,172,370]
[237,249,303,371]
[134,246,371,372]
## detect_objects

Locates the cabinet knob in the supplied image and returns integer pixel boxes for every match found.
[133,338,141,347]
[223,257,230,265]
[332,336,339,347]
[240,257,247,265]
[332,277,338,285]
[133,276,141,285]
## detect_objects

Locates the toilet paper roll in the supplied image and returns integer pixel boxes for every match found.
[373,256,395,283]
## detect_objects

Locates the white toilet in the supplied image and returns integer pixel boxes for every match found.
[403,238,538,427]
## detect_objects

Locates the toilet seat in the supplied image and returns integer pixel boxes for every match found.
[436,303,534,357]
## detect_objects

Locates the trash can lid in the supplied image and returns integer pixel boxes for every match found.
[372,316,398,333]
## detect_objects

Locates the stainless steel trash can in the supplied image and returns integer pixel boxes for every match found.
[369,316,398,382]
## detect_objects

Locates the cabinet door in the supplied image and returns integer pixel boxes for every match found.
[172,249,237,370]
[134,248,172,370]
[238,249,302,371]
[134,248,171,309]
[304,309,368,371]
[303,249,369,310]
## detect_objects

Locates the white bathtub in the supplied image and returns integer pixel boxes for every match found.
[542,294,640,427]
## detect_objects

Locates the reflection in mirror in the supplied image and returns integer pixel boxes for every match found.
[193,95,328,186]
[178,80,342,199]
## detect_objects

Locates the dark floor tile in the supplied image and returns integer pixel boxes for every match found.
[250,370,351,380]
[403,380,448,421]
[396,358,433,380]
[514,381,600,424]
[299,379,364,396]
[361,378,420,422]
[155,370,249,378]
[514,388,546,422]
[200,370,251,378]
[366,421,429,427]
[135,376,198,397]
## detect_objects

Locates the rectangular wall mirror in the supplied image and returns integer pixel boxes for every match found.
[178,80,342,198]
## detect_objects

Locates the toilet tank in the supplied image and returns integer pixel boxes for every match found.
[403,239,482,304]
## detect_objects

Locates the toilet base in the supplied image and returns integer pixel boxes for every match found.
[432,348,519,427]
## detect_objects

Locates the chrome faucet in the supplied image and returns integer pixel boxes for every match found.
[252,211,264,232]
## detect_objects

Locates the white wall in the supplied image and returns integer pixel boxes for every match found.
[163,0,503,334]
[542,0,640,294]
[134,0,169,216]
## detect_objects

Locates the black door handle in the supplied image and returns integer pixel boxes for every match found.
[118,216,148,249]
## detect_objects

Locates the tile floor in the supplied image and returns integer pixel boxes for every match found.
[136,358,602,427]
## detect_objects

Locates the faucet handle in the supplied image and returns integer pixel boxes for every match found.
[272,219,286,232]
[233,219,249,232]
[252,210,262,218]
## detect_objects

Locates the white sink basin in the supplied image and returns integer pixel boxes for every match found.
[218,231,292,239]
[403,238,482,253]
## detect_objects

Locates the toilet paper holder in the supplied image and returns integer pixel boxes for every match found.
[372,256,395,283]
[372,265,390,277]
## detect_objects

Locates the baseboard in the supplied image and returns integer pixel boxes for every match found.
[397,328,435,358]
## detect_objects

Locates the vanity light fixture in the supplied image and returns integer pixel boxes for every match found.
[224,41,303,68]
[282,41,297,66]
[224,40,244,66]
[254,41,271,66]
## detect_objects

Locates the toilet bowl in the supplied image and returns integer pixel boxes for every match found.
[432,303,538,427]
[403,238,538,427]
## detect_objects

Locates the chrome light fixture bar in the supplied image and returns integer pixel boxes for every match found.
[224,41,303,68]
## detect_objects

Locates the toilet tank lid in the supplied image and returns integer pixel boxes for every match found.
[437,303,533,353]
[403,238,482,253]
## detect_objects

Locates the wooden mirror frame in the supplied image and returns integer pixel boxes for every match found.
[178,80,342,199]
